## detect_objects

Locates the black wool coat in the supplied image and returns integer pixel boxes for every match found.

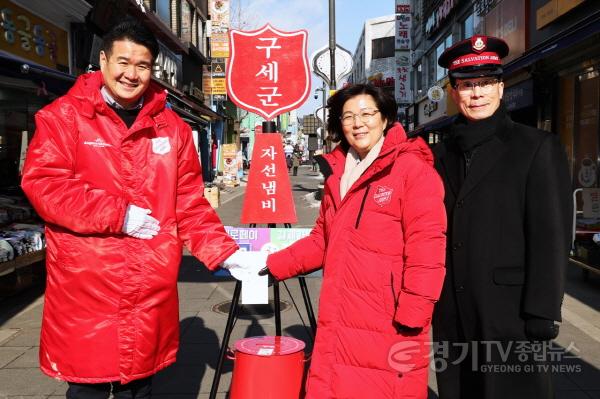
[432,113,572,342]
[431,112,572,399]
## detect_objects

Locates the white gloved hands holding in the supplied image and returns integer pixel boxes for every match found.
[122,204,160,239]
[222,249,268,281]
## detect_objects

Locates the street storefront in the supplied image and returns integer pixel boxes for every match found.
[0,1,82,295]
[496,0,600,274]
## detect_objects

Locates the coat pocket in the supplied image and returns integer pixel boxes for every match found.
[493,267,525,286]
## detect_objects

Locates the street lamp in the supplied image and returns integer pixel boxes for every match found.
[314,84,327,150]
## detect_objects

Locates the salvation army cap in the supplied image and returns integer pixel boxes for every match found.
[438,35,509,79]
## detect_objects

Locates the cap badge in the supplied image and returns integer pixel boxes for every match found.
[472,36,486,52]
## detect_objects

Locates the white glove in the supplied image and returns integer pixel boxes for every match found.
[222,250,268,281]
[122,204,160,239]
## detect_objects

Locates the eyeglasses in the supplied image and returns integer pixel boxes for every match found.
[454,79,500,94]
[340,110,380,126]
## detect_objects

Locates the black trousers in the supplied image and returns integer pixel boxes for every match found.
[66,376,152,399]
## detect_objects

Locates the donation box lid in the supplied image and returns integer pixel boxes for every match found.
[234,336,305,357]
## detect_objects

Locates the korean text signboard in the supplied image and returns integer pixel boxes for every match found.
[240,133,297,224]
[0,0,69,71]
[209,0,230,58]
[395,0,412,105]
[227,24,310,120]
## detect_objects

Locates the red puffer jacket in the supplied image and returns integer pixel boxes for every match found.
[21,71,237,383]
[267,124,446,398]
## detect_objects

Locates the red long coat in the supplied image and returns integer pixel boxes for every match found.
[21,71,237,383]
[267,124,447,398]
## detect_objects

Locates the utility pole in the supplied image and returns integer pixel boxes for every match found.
[328,0,336,90]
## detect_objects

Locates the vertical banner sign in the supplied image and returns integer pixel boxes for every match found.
[211,59,227,95]
[395,0,412,104]
[227,24,311,120]
[209,0,230,58]
[221,143,239,185]
[240,134,297,224]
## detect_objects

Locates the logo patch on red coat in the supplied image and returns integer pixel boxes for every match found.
[373,185,393,207]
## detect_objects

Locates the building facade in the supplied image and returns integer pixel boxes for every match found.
[349,15,397,100]
[409,0,600,190]
[0,0,220,295]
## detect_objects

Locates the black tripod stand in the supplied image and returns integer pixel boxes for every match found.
[208,223,318,399]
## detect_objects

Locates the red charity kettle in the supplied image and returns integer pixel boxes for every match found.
[229,335,307,399]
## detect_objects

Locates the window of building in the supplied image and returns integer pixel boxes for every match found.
[427,51,436,88]
[181,1,192,43]
[416,63,423,97]
[463,13,474,39]
[372,37,394,59]
[156,0,170,25]
[435,33,453,81]
[445,34,453,49]
[435,42,445,81]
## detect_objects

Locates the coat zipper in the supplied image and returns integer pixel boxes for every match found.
[354,185,371,229]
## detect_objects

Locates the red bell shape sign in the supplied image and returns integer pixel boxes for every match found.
[241,133,297,224]
[227,24,310,120]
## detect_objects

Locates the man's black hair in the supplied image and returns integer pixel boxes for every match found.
[101,17,159,61]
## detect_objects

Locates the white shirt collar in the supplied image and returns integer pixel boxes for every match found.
[101,86,144,110]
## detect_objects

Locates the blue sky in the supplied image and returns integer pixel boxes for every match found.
[229,0,394,117]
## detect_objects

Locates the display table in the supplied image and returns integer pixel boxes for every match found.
[0,248,45,277]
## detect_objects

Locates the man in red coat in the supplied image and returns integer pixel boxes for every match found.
[22,19,239,398]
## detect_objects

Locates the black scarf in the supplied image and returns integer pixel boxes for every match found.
[450,104,506,184]
[451,104,505,152]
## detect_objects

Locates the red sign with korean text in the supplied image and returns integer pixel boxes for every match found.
[241,134,297,224]
[227,24,310,120]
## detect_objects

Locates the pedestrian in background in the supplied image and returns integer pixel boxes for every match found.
[292,151,301,176]
[21,18,245,399]
[260,84,447,398]
[432,35,572,399]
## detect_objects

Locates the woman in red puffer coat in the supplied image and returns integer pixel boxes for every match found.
[262,84,447,398]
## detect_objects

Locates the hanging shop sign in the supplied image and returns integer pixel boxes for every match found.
[209,0,230,57]
[221,143,239,185]
[0,0,69,71]
[395,0,412,104]
[427,85,445,102]
[424,101,439,117]
[503,79,534,111]
[485,0,526,64]
[153,41,182,88]
[537,0,586,30]
[425,0,458,37]
[211,58,227,95]
[227,24,310,121]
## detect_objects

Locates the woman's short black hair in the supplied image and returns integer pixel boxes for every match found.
[326,84,398,147]
[101,17,159,61]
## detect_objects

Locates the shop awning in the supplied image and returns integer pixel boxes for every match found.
[409,115,457,138]
[169,103,209,126]
[0,51,75,95]
[152,77,224,121]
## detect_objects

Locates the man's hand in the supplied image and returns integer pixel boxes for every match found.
[525,317,559,341]
[222,250,267,281]
[122,205,160,239]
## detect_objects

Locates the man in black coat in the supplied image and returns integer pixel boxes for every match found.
[431,35,572,399]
